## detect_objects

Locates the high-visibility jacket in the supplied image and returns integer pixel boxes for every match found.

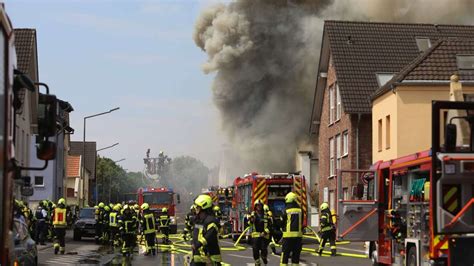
[250,211,271,238]
[159,214,170,227]
[320,210,334,232]
[142,212,156,234]
[53,207,67,227]
[120,215,138,234]
[282,204,302,238]
[192,214,221,263]
[109,211,119,227]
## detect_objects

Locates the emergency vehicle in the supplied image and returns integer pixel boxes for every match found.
[230,173,309,240]
[0,5,59,264]
[137,187,180,233]
[337,101,474,266]
[207,186,233,235]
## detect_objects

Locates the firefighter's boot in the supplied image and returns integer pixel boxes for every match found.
[331,246,337,256]
[54,243,59,255]
[255,258,262,266]
[317,247,323,256]
[60,247,65,255]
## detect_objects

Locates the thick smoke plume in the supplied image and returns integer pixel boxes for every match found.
[194,0,474,178]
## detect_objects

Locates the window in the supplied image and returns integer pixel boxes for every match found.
[329,85,335,124]
[67,188,75,197]
[329,137,335,177]
[386,115,391,149]
[378,119,383,152]
[336,84,341,121]
[329,190,336,211]
[343,187,349,200]
[376,73,395,87]
[343,131,349,156]
[415,37,431,52]
[336,134,341,170]
[457,55,474,70]
[34,176,44,187]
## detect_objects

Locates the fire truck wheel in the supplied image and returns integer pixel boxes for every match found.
[407,246,417,266]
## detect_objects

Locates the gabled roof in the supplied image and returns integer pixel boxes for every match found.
[67,155,81,178]
[69,141,97,180]
[373,38,474,100]
[310,20,474,134]
[14,29,37,73]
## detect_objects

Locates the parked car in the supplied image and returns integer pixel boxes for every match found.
[12,218,38,265]
[73,207,96,241]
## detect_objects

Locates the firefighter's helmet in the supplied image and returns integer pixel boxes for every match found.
[113,205,121,211]
[58,198,66,206]
[213,205,220,212]
[116,203,122,209]
[134,204,139,210]
[320,202,329,211]
[98,202,105,208]
[104,206,110,212]
[109,203,114,208]
[254,199,264,207]
[194,194,213,210]
[94,205,98,209]
[285,192,297,203]
[141,203,150,210]
[162,207,168,213]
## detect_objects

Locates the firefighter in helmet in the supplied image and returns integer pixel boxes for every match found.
[250,199,272,265]
[317,202,336,256]
[184,205,196,241]
[280,192,303,265]
[95,202,105,244]
[159,207,171,244]
[109,204,121,246]
[192,194,222,265]
[264,204,280,255]
[102,205,111,243]
[53,198,68,255]
[119,205,138,257]
[140,203,157,256]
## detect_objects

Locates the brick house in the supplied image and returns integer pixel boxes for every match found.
[309,21,474,210]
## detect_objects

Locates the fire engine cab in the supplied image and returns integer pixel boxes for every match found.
[230,172,309,240]
[337,101,474,266]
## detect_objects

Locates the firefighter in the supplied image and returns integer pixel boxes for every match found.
[159,207,171,244]
[95,202,105,244]
[119,205,138,257]
[317,202,336,256]
[250,199,271,265]
[109,204,121,246]
[102,205,111,244]
[264,204,279,255]
[192,194,222,265]
[140,203,157,256]
[47,200,55,241]
[35,201,48,245]
[280,192,303,266]
[184,205,196,241]
[52,198,68,255]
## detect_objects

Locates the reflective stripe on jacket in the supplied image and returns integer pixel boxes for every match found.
[53,207,67,227]
[282,207,302,238]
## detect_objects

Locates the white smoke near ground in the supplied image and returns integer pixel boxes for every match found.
[194,0,474,178]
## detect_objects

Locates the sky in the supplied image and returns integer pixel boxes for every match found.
[6,0,225,172]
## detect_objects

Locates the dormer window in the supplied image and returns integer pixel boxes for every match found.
[457,55,474,70]
[416,37,431,52]
[376,73,395,87]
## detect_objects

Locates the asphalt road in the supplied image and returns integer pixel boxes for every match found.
[38,230,372,265]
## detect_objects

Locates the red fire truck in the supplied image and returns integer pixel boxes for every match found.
[0,5,59,264]
[137,187,180,233]
[337,101,474,266]
[230,173,309,240]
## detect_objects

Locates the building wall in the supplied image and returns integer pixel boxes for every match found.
[317,55,372,211]
[28,137,54,208]
[372,85,474,162]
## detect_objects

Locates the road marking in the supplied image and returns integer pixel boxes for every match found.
[334,246,366,253]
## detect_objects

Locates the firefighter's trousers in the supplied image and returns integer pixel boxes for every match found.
[122,233,136,255]
[95,222,103,242]
[252,237,269,264]
[110,227,120,246]
[318,230,336,256]
[145,233,156,254]
[54,227,66,253]
[35,220,46,245]
[280,237,302,265]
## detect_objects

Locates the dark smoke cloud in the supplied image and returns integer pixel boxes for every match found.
[194,0,474,178]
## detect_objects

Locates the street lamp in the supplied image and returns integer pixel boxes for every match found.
[81,107,120,207]
[114,158,126,163]
[95,142,119,204]
[97,142,119,152]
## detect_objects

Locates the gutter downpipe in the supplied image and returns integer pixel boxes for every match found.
[356,113,362,169]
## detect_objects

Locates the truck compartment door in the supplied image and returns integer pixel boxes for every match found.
[336,169,379,241]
